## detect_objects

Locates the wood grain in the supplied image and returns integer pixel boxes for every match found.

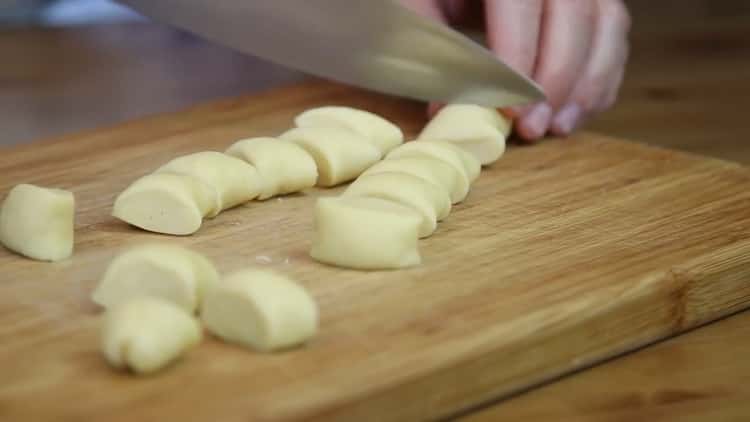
[1,82,750,421]
[462,309,750,422]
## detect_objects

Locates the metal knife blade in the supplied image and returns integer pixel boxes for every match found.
[120,0,545,108]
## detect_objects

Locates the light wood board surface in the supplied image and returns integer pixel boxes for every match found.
[1,82,750,421]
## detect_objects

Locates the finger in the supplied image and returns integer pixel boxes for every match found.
[400,0,446,21]
[533,0,597,111]
[484,0,544,77]
[555,0,631,128]
[484,0,545,139]
[597,65,626,111]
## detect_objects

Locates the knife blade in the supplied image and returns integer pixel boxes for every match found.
[120,0,545,108]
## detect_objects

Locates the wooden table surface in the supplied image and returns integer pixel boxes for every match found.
[1,0,749,420]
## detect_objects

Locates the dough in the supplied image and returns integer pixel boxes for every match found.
[280,127,381,187]
[310,196,421,270]
[417,104,507,165]
[156,151,261,215]
[343,172,450,237]
[294,106,404,155]
[455,145,482,183]
[112,173,215,235]
[361,157,462,206]
[201,269,318,352]
[102,297,202,374]
[226,137,318,200]
[386,140,479,187]
[92,243,220,314]
[0,184,74,262]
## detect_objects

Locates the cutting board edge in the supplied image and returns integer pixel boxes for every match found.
[290,238,750,422]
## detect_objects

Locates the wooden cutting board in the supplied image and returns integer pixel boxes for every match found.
[1,81,749,422]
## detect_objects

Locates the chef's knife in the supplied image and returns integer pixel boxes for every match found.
[120,0,545,108]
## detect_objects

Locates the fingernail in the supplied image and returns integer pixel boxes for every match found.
[551,103,582,135]
[520,103,552,140]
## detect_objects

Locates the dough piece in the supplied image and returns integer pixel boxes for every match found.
[202,269,318,352]
[0,184,74,262]
[295,106,404,155]
[386,140,479,188]
[362,157,461,206]
[102,297,202,374]
[456,146,482,183]
[280,127,381,187]
[310,196,421,270]
[343,172,449,238]
[112,173,215,235]
[156,151,261,215]
[226,137,317,200]
[92,243,220,314]
[417,104,507,165]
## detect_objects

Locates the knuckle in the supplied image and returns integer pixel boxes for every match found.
[599,0,632,33]
[578,75,610,112]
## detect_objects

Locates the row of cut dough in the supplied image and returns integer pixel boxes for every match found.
[95,243,318,374]
[1,103,508,261]
[112,106,406,235]
[311,105,511,270]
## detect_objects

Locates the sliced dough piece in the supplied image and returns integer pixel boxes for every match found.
[102,297,202,374]
[456,146,482,183]
[226,137,318,200]
[386,140,479,189]
[0,184,74,262]
[362,157,460,206]
[156,151,261,215]
[113,173,214,235]
[436,104,512,136]
[202,269,318,352]
[280,127,381,187]
[343,172,449,238]
[311,196,421,270]
[92,243,220,314]
[295,106,404,155]
[418,104,506,165]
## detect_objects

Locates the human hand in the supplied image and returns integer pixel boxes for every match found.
[401,0,631,141]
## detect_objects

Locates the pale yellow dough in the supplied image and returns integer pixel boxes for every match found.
[310,196,421,270]
[361,157,461,206]
[112,173,214,235]
[226,137,318,199]
[386,140,480,184]
[202,269,318,352]
[156,151,261,215]
[102,297,202,374]
[92,243,219,314]
[343,172,450,238]
[0,184,74,262]
[294,106,404,155]
[280,127,381,187]
[418,104,508,165]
